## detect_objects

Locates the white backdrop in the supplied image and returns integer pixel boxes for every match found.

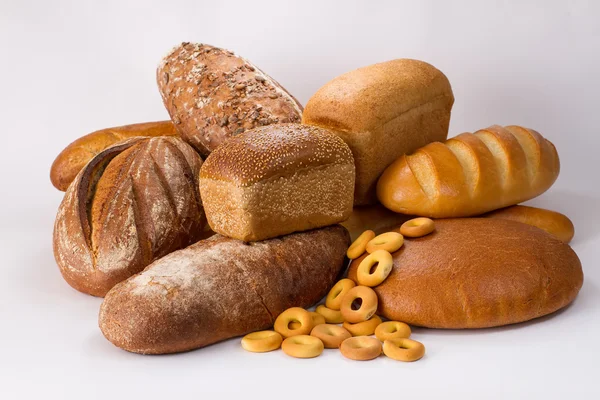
[1,1,599,399]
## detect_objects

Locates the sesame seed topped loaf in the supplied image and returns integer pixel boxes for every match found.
[199,123,355,241]
[157,42,303,156]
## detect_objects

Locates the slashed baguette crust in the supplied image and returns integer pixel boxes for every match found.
[53,137,206,297]
[157,43,303,156]
[50,121,177,191]
[348,219,583,329]
[377,125,560,217]
[99,225,351,354]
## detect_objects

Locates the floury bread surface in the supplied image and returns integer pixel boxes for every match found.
[348,219,583,329]
[99,225,351,354]
[53,137,206,297]
[157,42,303,156]
[303,59,454,205]
[199,123,355,241]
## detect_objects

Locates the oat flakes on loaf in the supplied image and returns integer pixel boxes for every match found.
[157,42,303,156]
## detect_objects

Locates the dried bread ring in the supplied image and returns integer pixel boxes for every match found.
[340,336,382,361]
[315,304,345,323]
[356,250,393,287]
[282,335,324,358]
[325,279,356,310]
[274,307,313,338]
[366,232,404,254]
[290,312,326,330]
[343,315,382,336]
[383,338,425,362]
[241,330,283,353]
[347,230,376,259]
[374,321,411,341]
[400,218,435,238]
[310,324,351,348]
[340,286,378,323]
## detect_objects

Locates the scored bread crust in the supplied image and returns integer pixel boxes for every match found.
[347,219,583,329]
[302,59,454,205]
[157,42,303,156]
[377,125,560,217]
[53,137,206,297]
[199,123,355,241]
[50,121,177,191]
[99,225,351,354]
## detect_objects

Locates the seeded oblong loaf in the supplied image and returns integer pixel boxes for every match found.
[377,125,560,218]
[53,137,207,297]
[157,42,303,156]
[348,219,583,329]
[50,121,177,191]
[99,225,350,354]
[199,123,355,241]
[303,59,454,205]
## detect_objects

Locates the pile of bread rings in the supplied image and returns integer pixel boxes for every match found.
[240,217,433,362]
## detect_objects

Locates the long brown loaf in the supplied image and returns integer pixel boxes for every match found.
[99,225,350,354]
[50,121,177,191]
[482,205,575,243]
[347,219,583,329]
[377,125,560,217]
[53,136,206,297]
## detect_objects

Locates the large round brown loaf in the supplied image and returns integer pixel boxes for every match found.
[53,137,207,297]
[347,218,583,328]
[157,42,303,156]
[99,225,350,354]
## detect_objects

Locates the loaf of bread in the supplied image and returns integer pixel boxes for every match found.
[199,123,355,241]
[348,219,583,329]
[377,125,560,218]
[53,137,206,297]
[99,225,350,354]
[482,205,574,243]
[302,59,454,205]
[341,205,413,241]
[157,42,302,156]
[50,121,177,191]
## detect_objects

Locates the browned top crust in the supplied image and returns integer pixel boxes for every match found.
[302,59,453,133]
[348,218,583,329]
[157,42,303,156]
[199,123,354,186]
[50,121,177,191]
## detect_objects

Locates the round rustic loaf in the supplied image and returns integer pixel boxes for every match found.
[347,218,583,328]
[53,137,207,297]
[157,42,303,156]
